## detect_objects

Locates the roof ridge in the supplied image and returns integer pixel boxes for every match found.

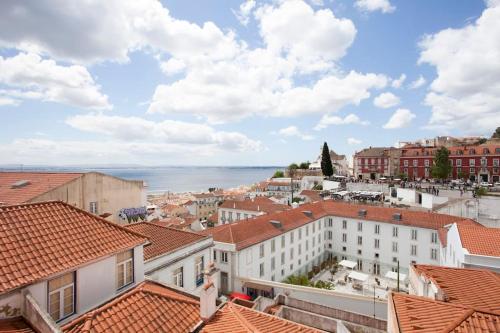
[440,308,476,333]
[134,221,208,237]
[227,302,261,332]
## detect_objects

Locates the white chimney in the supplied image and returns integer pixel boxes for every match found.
[200,262,218,321]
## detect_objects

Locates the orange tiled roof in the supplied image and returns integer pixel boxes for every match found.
[0,201,147,294]
[124,222,210,261]
[219,197,290,214]
[201,301,322,333]
[0,317,36,333]
[0,172,83,206]
[62,281,201,333]
[299,190,322,202]
[391,293,500,333]
[412,265,500,314]
[202,200,479,250]
[456,224,500,257]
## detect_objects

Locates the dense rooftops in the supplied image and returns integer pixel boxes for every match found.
[456,224,500,257]
[219,197,290,214]
[412,265,500,314]
[390,293,500,333]
[202,200,479,250]
[0,201,147,294]
[124,222,210,261]
[0,172,83,205]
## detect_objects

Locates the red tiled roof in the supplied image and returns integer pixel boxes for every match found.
[202,200,478,250]
[0,317,36,333]
[412,265,500,314]
[219,197,290,214]
[299,190,322,202]
[391,293,500,333]
[0,201,147,294]
[201,301,322,333]
[124,222,209,261]
[62,281,201,333]
[456,224,500,257]
[0,172,83,206]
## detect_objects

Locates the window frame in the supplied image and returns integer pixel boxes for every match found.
[116,250,134,290]
[48,271,76,322]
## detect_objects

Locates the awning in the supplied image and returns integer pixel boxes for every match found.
[348,271,369,282]
[339,260,357,269]
[243,282,273,293]
[385,271,407,281]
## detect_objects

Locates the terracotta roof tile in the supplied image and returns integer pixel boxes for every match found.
[412,265,500,314]
[0,317,36,333]
[0,172,83,206]
[391,293,500,333]
[0,201,147,294]
[201,302,322,333]
[202,200,478,250]
[124,222,209,261]
[299,190,322,202]
[456,224,500,257]
[62,281,201,333]
[219,197,290,214]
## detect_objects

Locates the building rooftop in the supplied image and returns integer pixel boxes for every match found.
[354,147,390,157]
[391,293,500,333]
[124,222,210,261]
[0,201,147,294]
[202,200,479,250]
[412,265,500,314]
[299,190,322,202]
[62,281,201,333]
[201,301,322,333]
[0,172,83,206]
[219,197,290,214]
[456,224,500,257]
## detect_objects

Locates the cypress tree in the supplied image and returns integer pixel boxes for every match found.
[321,142,334,178]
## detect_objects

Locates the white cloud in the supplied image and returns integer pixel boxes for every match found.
[160,58,186,76]
[383,108,416,129]
[0,53,110,109]
[391,74,406,88]
[309,0,324,6]
[354,0,395,14]
[409,75,426,89]
[277,126,314,140]
[66,113,261,152]
[233,0,256,26]
[347,137,362,145]
[0,96,20,106]
[314,113,369,130]
[418,1,500,133]
[0,0,241,64]
[373,92,400,108]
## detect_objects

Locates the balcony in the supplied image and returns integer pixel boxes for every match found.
[196,274,204,287]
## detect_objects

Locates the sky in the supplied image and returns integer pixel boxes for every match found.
[0,0,499,166]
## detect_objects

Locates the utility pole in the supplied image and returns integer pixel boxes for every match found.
[373,285,376,319]
[397,260,400,292]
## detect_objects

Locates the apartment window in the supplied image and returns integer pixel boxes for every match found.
[306,226,309,236]
[357,222,362,232]
[413,159,418,167]
[173,267,183,288]
[470,167,475,173]
[299,228,302,240]
[392,242,398,253]
[431,232,438,244]
[48,272,75,321]
[424,159,430,167]
[221,251,228,263]
[281,269,285,276]
[328,218,333,227]
[431,248,438,260]
[411,245,417,256]
[281,235,285,248]
[342,220,347,229]
[375,253,379,259]
[281,252,285,265]
[228,212,233,221]
[117,250,134,290]
[411,229,418,241]
[290,264,293,271]
[342,233,347,242]
[319,220,322,230]
[271,257,275,270]
[195,256,204,287]
[357,249,362,255]
[494,159,499,167]
[271,239,276,253]
[404,160,409,167]
[318,234,321,243]
[306,240,309,250]
[374,239,380,249]
[298,244,302,255]
[259,263,264,277]
[357,259,363,271]
[327,231,332,240]
[312,237,315,247]
[213,250,217,262]
[259,244,265,258]
[374,224,380,235]
[456,159,462,167]
[89,201,98,214]
[290,248,294,260]
[481,158,487,167]
[236,213,241,220]
[469,159,475,166]
[357,236,362,245]
[290,231,294,244]
[342,246,346,252]
[392,257,398,263]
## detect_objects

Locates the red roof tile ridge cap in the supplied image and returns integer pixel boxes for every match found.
[227,302,261,332]
[129,221,209,239]
[440,308,476,333]
[141,282,200,306]
[393,293,472,310]
[390,293,404,333]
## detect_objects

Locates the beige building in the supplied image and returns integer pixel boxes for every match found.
[0,171,146,223]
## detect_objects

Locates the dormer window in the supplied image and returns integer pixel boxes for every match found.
[469,149,476,155]
[48,272,75,321]
[483,148,490,155]
[117,250,134,290]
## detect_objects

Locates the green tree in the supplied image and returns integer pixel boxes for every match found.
[457,170,466,180]
[492,127,500,139]
[273,170,284,178]
[431,147,452,180]
[288,163,299,170]
[321,142,334,178]
[283,274,310,286]
[299,161,310,169]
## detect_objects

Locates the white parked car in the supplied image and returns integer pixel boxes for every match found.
[479,181,493,187]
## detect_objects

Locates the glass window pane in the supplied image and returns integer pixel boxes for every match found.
[63,286,74,316]
[49,292,60,321]
[117,264,125,287]
[125,261,133,284]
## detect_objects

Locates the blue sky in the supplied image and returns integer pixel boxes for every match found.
[0,0,498,166]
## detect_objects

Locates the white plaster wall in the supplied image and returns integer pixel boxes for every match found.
[441,224,466,268]
[396,188,418,204]
[0,291,22,318]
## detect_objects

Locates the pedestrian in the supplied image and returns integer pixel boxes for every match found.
[437,189,439,196]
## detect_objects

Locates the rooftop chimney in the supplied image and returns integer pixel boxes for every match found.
[393,213,402,221]
[358,209,367,217]
[200,262,218,321]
